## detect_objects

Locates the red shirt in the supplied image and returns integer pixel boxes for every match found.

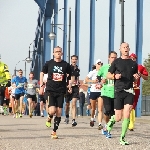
[136,65,148,87]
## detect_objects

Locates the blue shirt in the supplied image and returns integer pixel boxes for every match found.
[12,76,27,94]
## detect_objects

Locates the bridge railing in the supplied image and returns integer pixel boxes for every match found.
[142,95,150,116]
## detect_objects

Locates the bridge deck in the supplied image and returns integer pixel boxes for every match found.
[0,115,150,150]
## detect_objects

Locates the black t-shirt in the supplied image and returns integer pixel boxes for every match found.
[42,59,74,93]
[67,65,80,85]
[108,58,138,92]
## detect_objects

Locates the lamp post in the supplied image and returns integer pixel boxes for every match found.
[119,0,125,44]
[14,61,21,76]
[48,8,71,64]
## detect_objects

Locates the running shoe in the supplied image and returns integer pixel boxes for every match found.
[13,114,16,118]
[72,120,77,127]
[106,132,111,138]
[90,121,94,127]
[64,118,69,124]
[41,113,44,117]
[29,113,33,118]
[120,137,129,145]
[98,124,103,130]
[19,113,22,118]
[46,117,51,128]
[51,131,58,139]
[101,129,107,135]
[16,112,19,118]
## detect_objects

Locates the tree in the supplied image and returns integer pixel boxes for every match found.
[142,54,150,95]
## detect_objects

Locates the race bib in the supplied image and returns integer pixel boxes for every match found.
[107,79,114,86]
[28,84,33,89]
[53,73,64,81]
[18,83,24,87]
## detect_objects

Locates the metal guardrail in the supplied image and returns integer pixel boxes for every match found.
[142,96,150,116]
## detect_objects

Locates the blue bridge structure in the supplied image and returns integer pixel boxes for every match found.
[32,0,144,117]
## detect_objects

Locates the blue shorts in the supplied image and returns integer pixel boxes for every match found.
[90,92,101,100]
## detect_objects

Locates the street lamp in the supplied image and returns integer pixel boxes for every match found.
[48,32,56,40]
[25,57,32,63]
[14,61,21,76]
[119,0,125,44]
[26,40,35,63]
[48,8,71,64]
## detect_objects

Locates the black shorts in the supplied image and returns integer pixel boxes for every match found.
[0,95,4,106]
[90,92,101,100]
[65,86,79,103]
[39,93,48,104]
[15,93,24,100]
[114,90,134,110]
[27,94,37,101]
[47,92,64,108]
[0,96,9,106]
[102,96,114,115]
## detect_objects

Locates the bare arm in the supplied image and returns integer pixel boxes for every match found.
[106,72,114,80]
[40,72,44,86]
[85,76,97,83]
[141,74,148,80]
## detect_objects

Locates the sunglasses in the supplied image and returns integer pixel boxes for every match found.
[97,62,101,65]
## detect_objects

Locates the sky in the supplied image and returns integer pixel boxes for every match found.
[0,0,150,79]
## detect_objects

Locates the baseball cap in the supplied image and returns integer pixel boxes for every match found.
[130,53,137,58]
[95,59,102,64]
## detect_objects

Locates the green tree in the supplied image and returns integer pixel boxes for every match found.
[142,54,150,95]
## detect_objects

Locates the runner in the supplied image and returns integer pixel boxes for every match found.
[106,43,140,145]
[128,53,148,131]
[82,80,91,116]
[97,51,117,138]
[39,46,75,139]
[85,59,103,128]
[12,69,27,118]
[40,73,48,117]
[26,72,39,118]
[64,55,80,126]
[8,75,16,118]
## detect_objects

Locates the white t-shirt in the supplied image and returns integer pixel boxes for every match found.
[8,86,15,96]
[43,74,48,92]
[87,69,100,92]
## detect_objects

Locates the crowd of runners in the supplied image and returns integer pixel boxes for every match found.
[0,42,148,145]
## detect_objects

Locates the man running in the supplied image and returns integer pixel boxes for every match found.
[106,42,140,145]
[39,46,75,139]
[128,53,148,131]
[12,69,27,118]
[40,73,48,117]
[97,51,117,138]
[65,55,80,126]
[26,72,39,118]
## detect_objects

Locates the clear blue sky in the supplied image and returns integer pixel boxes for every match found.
[0,0,150,79]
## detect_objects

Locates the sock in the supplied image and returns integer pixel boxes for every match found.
[66,114,69,118]
[53,117,61,132]
[91,118,94,121]
[110,115,116,123]
[107,115,116,132]
[98,123,102,126]
[121,118,130,139]
[72,119,75,122]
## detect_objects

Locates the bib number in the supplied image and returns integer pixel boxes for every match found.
[53,73,64,81]
[107,79,114,86]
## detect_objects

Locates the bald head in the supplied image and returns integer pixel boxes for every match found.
[120,42,130,57]
[53,46,63,59]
